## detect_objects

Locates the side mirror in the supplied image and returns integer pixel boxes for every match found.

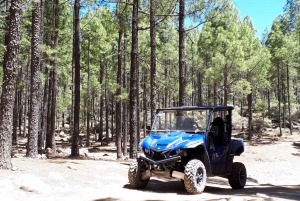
[210,126,218,136]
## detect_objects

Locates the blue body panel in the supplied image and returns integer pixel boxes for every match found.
[230,138,245,155]
[141,132,207,152]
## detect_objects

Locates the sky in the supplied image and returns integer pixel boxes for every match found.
[234,0,287,39]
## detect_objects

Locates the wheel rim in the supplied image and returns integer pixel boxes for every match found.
[195,168,203,186]
[139,165,148,181]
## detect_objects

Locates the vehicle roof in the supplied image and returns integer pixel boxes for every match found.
[156,105,234,112]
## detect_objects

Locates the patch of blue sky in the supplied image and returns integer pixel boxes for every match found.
[233,0,286,39]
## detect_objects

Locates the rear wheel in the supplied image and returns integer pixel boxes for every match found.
[184,159,207,194]
[128,159,149,189]
[228,162,247,189]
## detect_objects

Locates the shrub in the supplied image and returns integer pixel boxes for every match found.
[252,118,272,132]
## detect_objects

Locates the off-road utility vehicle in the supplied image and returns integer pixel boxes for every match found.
[128,106,246,194]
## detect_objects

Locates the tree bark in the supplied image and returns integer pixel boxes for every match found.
[27,0,43,158]
[286,62,292,134]
[46,71,53,149]
[197,72,202,105]
[86,36,91,147]
[12,87,18,145]
[47,0,59,152]
[0,0,22,169]
[37,0,45,154]
[142,71,147,138]
[277,63,282,136]
[282,74,286,129]
[116,26,123,159]
[150,0,157,122]
[129,0,139,158]
[267,89,270,117]
[122,33,128,157]
[2,0,11,69]
[105,71,109,145]
[223,67,228,106]
[178,0,186,106]
[247,92,253,140]
[40,66,48,153]
[71,0,81,157]
[98,59,104,144]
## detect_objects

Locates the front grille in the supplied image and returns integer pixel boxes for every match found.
[148,150,171,160]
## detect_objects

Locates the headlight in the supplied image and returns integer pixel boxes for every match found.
[175,148,181,154]
[170,148,182,156]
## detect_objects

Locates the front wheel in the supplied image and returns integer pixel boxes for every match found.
[184,159,207,194]
[228,162,247,189]
[128,159,149,189]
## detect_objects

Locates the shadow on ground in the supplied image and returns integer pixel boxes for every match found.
[122,178,300,201]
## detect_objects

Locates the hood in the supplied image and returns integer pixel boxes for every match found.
[140,131,206,152]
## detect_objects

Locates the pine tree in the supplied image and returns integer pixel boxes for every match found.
[71,0,81,157]
[0,0,22,169]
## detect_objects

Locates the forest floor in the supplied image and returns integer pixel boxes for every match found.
[1,130,300,201]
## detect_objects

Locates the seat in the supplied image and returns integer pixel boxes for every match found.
[181,117,194,130]
[211,117,225,147]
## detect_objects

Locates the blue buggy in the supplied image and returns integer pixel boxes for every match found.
[128,106,246,194]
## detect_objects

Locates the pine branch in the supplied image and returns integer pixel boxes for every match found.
[138,1,178,30]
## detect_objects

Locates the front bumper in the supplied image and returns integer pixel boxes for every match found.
[139,155,181,165]
[138,155,185,180]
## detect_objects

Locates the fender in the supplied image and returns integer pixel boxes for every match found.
[184,143,213,176]
[230,139,244,156]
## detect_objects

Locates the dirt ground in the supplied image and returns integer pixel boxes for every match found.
[0,132,300,201]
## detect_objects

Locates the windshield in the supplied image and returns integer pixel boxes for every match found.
[152,109,211,133]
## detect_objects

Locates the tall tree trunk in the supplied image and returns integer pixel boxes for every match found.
[111,98,114,142]
[40,67,48,153]
[207,84,212,105]
[46,71,53,148]
[22,59,30,137]
[3,0,11,70]
[49,0,59,152]
[164,65,168,107]
[197,72,202,105]
[223,67,228,106]
[86,36,91,147]
[129,0,139,158]
[12,87,18,145]
[105,70,109,145]
[27,0,42,158]
[267,89,270,117]
[0,0,22,169]
[191,41,195,105]
[142,71,147,138]
[137,65,140,147]
[105,87,109,144]
[178,0,186,106]
[71,0,81,157]
[213,82,217,105]
[98,59,104,144]
[247,92,253,140]
[38,0,45,154]
[277,63,282,136]
[122,33,128,157]
[116,27,123,159]
[282,74,286,129]
[45,0,58,151]
[150,0,157,122]
[18,62,25,137]
[286,62,292,134]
